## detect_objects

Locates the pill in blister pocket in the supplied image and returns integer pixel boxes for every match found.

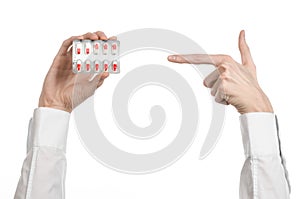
[85,42,91,55]
[111,42,118,55]
[103,60,109,72]
[76,60,82,72]
[102,43,108,55]
[76,43,82,55]
[94,60,101,72]
[93,42,100,55]
[112,60,118,72]
[85,60,91,72]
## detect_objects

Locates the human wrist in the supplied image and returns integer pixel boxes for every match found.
[243,88,273,114]
[39,96,72,113]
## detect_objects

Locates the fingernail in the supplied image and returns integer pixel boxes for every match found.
[168,55,176,61]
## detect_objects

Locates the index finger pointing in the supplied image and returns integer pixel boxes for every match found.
[167,54,225,66]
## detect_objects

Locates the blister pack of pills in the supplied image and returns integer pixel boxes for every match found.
[72,40,120,74]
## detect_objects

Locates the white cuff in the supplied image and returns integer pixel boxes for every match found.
[28,107,70,152]
[240,112,280,157]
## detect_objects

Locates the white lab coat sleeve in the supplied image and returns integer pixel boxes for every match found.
[239,112,291,199]
[14,107,70,199]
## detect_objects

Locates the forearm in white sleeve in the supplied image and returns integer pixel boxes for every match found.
[14,107,70,199]
[239,113,290,199]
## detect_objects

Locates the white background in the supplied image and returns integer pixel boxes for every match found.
[0,0,299,198]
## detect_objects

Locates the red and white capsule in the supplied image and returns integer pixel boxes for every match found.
[111,42,118,55]
[76,60,82,72]
[103,60,109,72]
[85,60,91,72]
[102,42,108,55]
[94,60,101,72]
[112,60,118,72]
[76,43,82,55]
[84,42,91,55]
[93,42,100,55]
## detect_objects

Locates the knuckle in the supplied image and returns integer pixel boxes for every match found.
[84,32,92,37]
[219,72,230,81]
[225,55,233,61]
[62,40,68,45]
[218,63,229,70]
[62,37,72,45]
[71,36,78,41]
[219,75,227,81]
[220,55,232,62]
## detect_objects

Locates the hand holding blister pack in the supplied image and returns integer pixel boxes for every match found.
[72,40,120,74]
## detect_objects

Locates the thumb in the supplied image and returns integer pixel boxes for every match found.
[238,30,254,65]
